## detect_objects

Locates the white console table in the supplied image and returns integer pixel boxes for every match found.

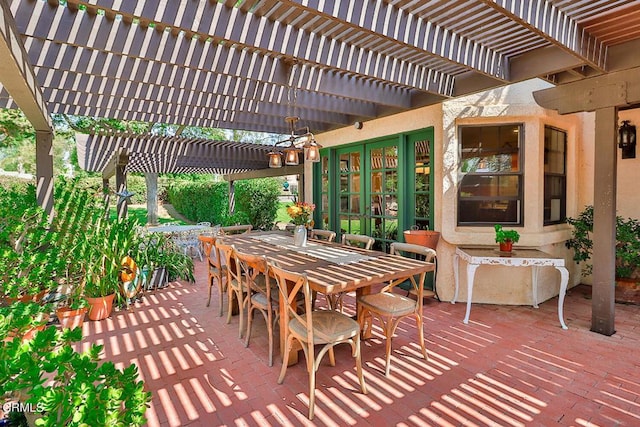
[452,246,569,329]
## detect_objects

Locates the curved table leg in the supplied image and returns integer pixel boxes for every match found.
[555,266,569,330]
[463,263,480,324]
[452,253,460,304]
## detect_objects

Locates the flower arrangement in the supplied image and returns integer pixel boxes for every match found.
[287,201,315,226]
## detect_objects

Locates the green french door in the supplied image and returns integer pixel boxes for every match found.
[315,128,433,253]
[332,140,399,252]
[365,141,400,252]
[335,146,365,238]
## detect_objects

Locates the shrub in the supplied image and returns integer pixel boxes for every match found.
[566,205,640,279]
[167,178,281,230]
[234,178,281,230]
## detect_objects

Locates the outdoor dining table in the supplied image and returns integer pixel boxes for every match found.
[220,231,436,365]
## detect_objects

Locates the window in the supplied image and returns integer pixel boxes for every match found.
[544,126,567,225]
[458,124,523,226]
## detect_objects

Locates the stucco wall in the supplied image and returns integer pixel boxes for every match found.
[312,79,600,307]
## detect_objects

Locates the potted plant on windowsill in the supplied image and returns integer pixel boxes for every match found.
[494,224,520,253]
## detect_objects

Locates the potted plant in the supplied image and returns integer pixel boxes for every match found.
[494,224,520,252]
[130,233,195,290]
[566,205,640,303]
[83,215,139,320]
[55,284,89,330]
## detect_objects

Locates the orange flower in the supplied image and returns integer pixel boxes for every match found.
[287,202,315,226]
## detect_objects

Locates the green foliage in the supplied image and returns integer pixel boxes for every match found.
[167,178,281,230]
[180,126,226,140]
[0,304,150,426]
[83,215,140,299]
[566,205,640,279]
[129,233,194,285]
[234,178,281,230]
[0,183,60,298]
[167,181,229,225]
[494,224,520,243]
[0,109,34,148]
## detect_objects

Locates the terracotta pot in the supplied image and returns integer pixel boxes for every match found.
[499,241,513,252]
[615,278,640,304]
[56,306,88,330]
[403,230,440,250]
[22,313,51,341]
[86,293,116,321]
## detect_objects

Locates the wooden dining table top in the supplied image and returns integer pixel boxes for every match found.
[219,231,435,294]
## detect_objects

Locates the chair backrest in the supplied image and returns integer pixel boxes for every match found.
[310,229,336,242]
[390,242,436,262]
[388,242,437,295]
[215,240,241,284]
[199,235,215,258]
[222,224,253,235]
[268,261,319,341]
[235,250,269,296]
[341,233,375,250]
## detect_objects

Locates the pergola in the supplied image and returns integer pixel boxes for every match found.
[1,0,640,334]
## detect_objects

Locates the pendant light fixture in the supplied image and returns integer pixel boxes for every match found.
[268,61,322,168]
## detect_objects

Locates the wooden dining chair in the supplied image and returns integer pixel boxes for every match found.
[234,250,278,366]
[221,224,253,235]
[268,261,367,420]
[203,236,227,315]
[216,241,248,338]
[357,242,436,376]
[309,229,336,242]
[341,233,375,250]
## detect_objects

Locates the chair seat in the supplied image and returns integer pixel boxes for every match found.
[357,292,416,317]
[289,310,360,344]
[209,264,227,275]
[250,291,270,308]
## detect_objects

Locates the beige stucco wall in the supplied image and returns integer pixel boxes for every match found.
[311,78,603,307]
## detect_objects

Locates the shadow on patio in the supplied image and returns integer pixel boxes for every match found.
[77,260,640,426]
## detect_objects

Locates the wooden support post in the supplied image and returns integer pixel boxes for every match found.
[228,180,235,215]
[146,173,159,225]
[115,151,129,220]
[591,107,617,336]
[35,131,54,221]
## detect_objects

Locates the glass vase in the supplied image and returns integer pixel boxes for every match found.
[293,224,308,247]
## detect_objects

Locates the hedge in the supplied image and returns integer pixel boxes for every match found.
[166,178,281,230]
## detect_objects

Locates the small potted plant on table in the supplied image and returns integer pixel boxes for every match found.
[494,224,520,253]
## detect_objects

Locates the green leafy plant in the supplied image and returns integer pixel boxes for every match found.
[566,205,640,279]
[0,305,150,426]
[130,233,195,287]
[494,224,520,244]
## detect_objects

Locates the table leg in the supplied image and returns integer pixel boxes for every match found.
[531,266,540,308]
[463,264,479,324]
[279,280,299,366]
[356,285,372,339]
[452,253,460,303]
[555,266,569,330]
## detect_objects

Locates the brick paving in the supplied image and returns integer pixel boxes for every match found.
[78,259,640,426]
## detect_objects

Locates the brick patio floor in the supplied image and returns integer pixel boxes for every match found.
[77,259,640,426]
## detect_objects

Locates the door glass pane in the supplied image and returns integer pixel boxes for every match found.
[337,150,362,236]
[385,170,397,192]
[413,138,432,230]
[350,195,360,213]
